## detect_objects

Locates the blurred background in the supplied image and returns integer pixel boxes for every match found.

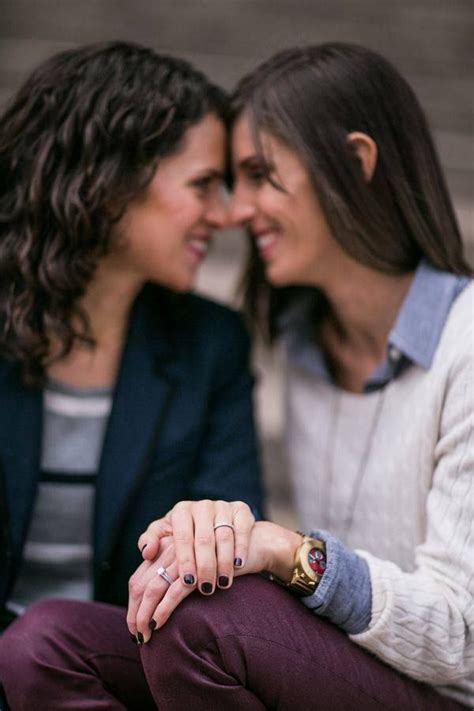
[1,0,472,525]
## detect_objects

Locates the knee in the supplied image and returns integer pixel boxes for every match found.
[0,599,77,675]
[148,574,293,654]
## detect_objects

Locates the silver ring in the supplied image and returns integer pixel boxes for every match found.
[156,566,174,586]
[213,522,235,532]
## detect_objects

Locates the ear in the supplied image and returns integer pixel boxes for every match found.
[346,132,378,182]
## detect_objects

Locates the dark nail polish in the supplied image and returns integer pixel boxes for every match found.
[136,632,144,645]
[130,633,138,644]
[200,582,213,594]
[218,576,230,588]
[183,574,195,585]
[148,619,157,631]
[234,557,243,568]
[141,543,147,553]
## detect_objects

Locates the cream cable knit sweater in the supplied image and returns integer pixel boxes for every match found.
[286,283,473,707]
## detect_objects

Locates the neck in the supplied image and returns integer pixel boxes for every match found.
[319,257,414,359]
[46,262,144,388]
[80,262,144,347]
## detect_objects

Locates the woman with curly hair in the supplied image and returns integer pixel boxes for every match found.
[0,41,262,709]
[129,44,472,709]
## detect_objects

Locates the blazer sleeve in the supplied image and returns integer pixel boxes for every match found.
[187,310,264,518]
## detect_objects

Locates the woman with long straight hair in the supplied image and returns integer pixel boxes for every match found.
[130,43,473,710]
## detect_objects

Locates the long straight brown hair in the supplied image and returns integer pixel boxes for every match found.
[231,43,471,340]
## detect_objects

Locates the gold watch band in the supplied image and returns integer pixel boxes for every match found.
[269,533,326,596]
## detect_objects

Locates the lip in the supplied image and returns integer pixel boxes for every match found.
[186,235,212,262]
[253,229,279,261]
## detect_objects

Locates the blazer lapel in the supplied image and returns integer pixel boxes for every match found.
[0,364,42,558]
[93,287,180,564]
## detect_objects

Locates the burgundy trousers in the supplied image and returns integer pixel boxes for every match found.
[0,576,466,710]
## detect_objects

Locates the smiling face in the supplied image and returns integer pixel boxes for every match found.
[230,114,343,288]
[110,113,228,292]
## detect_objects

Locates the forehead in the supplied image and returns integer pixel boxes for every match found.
[231,113,305,174]
[157,113,226,176]
[177,113,226,159]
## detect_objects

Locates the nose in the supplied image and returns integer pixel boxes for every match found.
[205,188,231,229]
[228,188,255,227]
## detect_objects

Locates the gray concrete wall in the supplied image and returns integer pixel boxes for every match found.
[1,2,472,524]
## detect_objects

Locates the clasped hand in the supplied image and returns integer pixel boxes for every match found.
[127,499,300,643]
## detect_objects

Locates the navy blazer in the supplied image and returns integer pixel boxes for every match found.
[0,284,263,616]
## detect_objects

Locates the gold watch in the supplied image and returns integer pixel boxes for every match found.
[272,533,327,596]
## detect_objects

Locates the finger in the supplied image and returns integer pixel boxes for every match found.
[232,501,255,569]
[135,558,180,643]
[148,567,194,633]
[127,542,175,639]
[137,516,173,560]
[127,557,155,636]
[192,499,218,595]
[169,501,199,588]
[213,500,235,589]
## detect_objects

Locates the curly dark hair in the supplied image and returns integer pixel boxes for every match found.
[0,41,228,385]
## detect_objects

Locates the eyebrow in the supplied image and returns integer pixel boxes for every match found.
[235,156,263,170]
[200,168,226,179]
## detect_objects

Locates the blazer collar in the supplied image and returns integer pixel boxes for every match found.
[93,285,183,563]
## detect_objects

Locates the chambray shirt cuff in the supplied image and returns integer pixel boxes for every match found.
[301,529,372,634]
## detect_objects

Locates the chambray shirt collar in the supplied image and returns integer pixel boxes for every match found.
[282,260,469,387]
[388,260,468,369]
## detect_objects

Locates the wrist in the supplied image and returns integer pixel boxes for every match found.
[268,528,302,583]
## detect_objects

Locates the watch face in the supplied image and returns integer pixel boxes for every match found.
[308,547,326,576]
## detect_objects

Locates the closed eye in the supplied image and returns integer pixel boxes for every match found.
[190,172,224,193]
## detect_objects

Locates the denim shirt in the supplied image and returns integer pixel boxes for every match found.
[282,261,470,633]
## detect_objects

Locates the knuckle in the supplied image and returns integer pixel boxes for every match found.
[174,501,191,515]
[167,583,185,603]
[215,528,234,542]
[177,556,195,571]
[128,580,144,599]
[143,584,160,601]
[195,533,214,547]
[197,563,216,578]
[196,499,212,512]
[174,531,193,546]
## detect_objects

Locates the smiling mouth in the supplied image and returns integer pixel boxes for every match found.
[187,237,211,261]
[254,232,278,260]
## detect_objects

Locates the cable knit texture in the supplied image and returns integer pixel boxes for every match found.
[285,283,473,707]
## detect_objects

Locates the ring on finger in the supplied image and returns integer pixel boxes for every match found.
[156,566,174,586]
[213,522,235,532]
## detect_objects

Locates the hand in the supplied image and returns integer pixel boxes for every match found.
[127,536,194,643]
[138,500,255,595]
[127,520,302,642]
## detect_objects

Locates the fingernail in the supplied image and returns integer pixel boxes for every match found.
[183,573,195,585]
[148,619,157,631]
[136,632,144,645]
[218,576,230,588]
[130,633,138,644]
[234,557,243,568]
[200,582,213,594]
[141,543,147,553]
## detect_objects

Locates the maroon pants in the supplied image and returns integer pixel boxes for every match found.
[0,576,465,710]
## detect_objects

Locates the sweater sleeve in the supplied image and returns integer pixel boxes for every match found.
[349,342,474,689]
[301,529,372,634]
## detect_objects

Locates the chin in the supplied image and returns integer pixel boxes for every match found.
[265,264,293,287]
[150,271,194,293]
